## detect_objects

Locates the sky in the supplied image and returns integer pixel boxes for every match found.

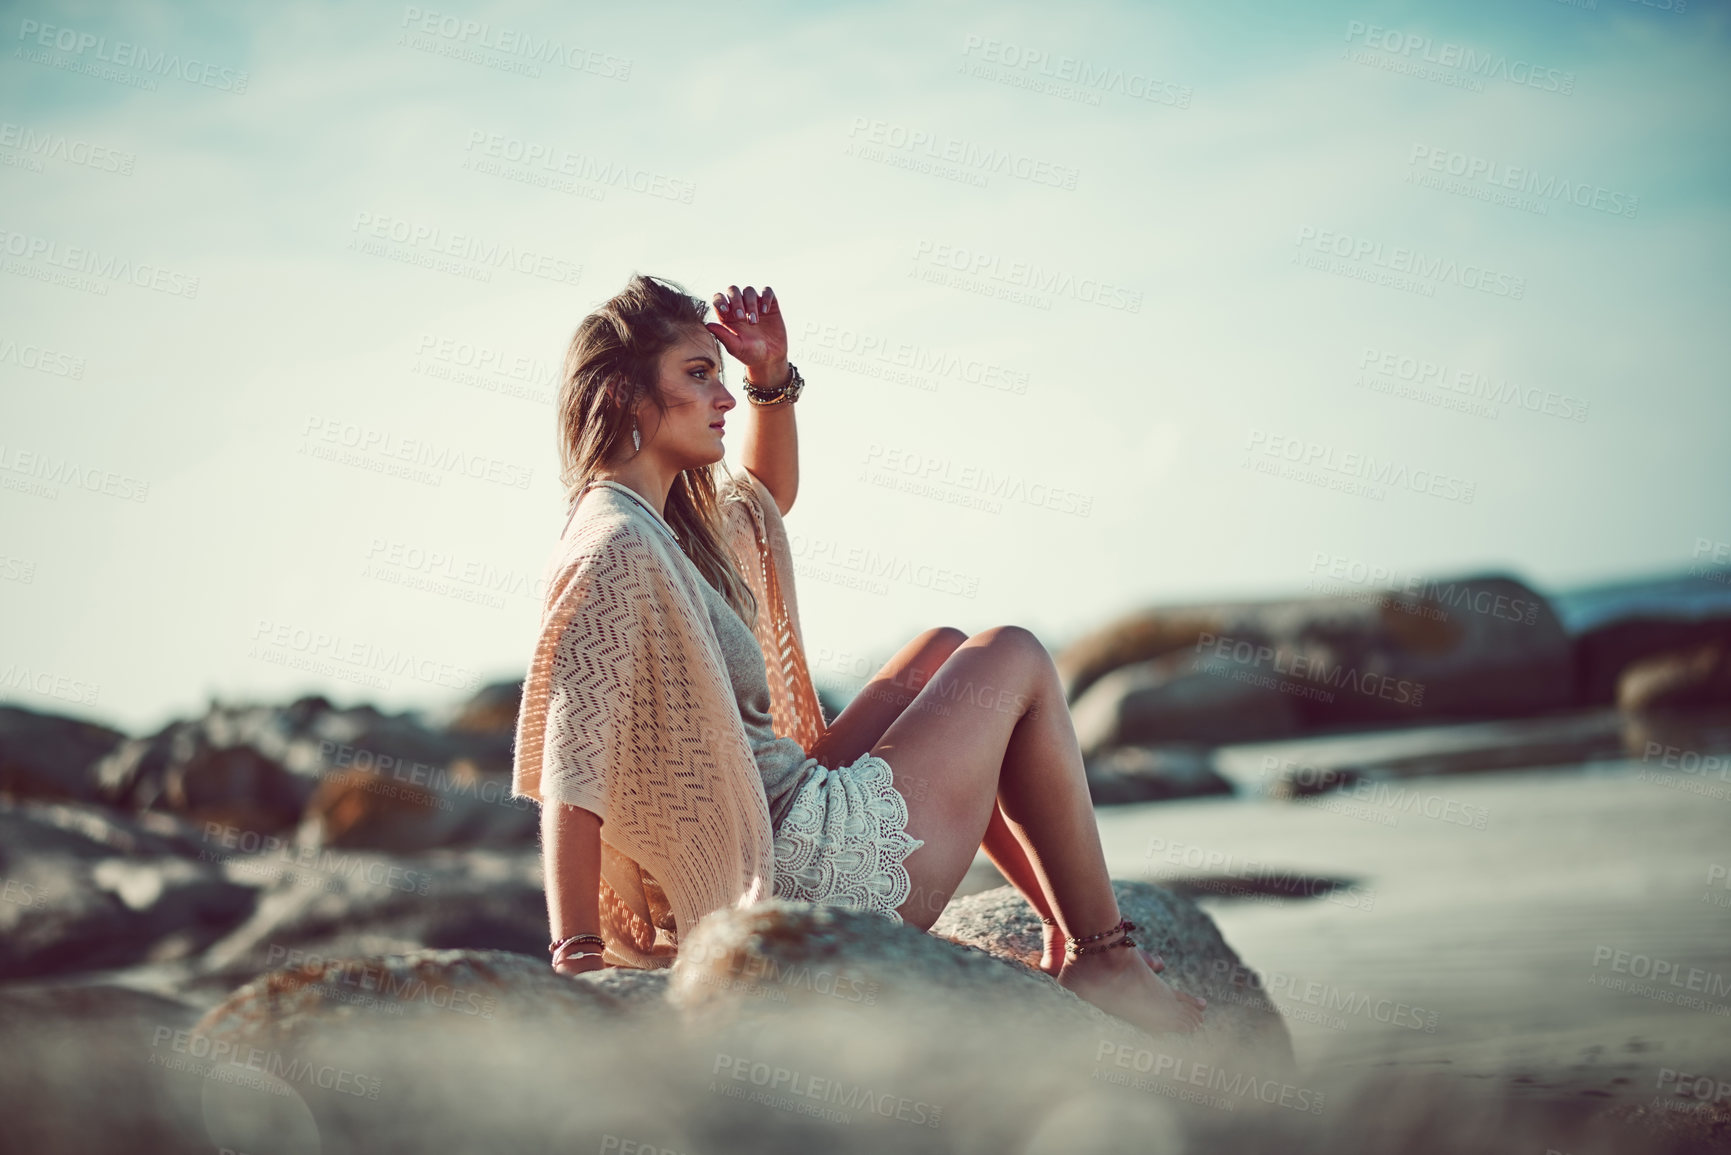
[2,0,1728,736]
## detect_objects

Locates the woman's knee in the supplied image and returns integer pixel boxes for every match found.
[969,624,1051,672]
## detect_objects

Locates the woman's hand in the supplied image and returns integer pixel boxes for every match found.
[706,284,788,387]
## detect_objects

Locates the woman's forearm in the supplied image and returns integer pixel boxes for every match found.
[543,800,603,950]
[739,358,799,516]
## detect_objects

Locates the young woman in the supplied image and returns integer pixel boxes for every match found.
[523,274,1205,1037]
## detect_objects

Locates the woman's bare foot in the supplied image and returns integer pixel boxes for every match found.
[1056,932,1206,1037]
[1039,920,1167,977]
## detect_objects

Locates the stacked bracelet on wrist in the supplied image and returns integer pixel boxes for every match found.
[550,933,605,969]
[743,362,804,407]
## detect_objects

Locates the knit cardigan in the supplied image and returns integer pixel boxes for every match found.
[511,467,828,969]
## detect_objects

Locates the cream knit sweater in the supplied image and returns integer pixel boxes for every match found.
[511,467,827,969]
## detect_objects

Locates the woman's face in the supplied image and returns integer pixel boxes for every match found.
[638,326,735,469]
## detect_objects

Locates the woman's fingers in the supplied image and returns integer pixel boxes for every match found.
[761,285,776,314]
[742,286,759,322]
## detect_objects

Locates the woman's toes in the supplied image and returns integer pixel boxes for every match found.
[1139,948,1165,973]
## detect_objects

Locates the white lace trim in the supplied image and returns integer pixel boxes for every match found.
[771,753,924,924]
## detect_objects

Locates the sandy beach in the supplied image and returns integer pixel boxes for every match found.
[1062,738,1731,1148]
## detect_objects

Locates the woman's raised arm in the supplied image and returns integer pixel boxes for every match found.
[708,283,798,516]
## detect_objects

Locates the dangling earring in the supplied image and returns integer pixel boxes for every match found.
[631,421,641,452]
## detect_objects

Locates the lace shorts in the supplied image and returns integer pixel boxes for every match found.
[771,752,925,925]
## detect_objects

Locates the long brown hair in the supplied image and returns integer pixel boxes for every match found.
[555,273,758,626]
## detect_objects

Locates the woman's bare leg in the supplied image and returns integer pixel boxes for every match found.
[811,627,1168,977]
[808,627,1053,930]
[873,625,1205,1035]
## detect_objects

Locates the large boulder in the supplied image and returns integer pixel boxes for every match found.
[1573,616,1731,705]
[0,704,128,804]
[1618,642,1731,713]
[173,883,1294,1153]
[0,799,256,981]
[1072,652,1304,754]
[195,846,550,991]
[1057,575,1571,737]
[1084,744,1235,805]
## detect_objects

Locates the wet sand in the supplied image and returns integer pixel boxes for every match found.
[1083,753,1731,1143]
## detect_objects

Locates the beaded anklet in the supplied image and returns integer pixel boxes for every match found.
[1041,916,1139,959]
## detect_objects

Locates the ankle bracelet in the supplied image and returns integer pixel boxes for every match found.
[1043,917,1140,959]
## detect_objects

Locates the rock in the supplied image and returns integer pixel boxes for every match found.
[1058,575,1571,734]
[92,695,523,848]
[1055,612,1228,704]
[1573,615,1731,705]
[932,880,1294,1065]
[1618,642,1731,713]
[0,800,257,981]
[1085,744,1235,805]
[1072,653,1304,754]
[0,703,127,804]
[295,761,536,853]
[193,948,634,1053]
[112,883,1295,1154]
[195,846,550,990]
[443,679,521,735]
[0,984,208,1155]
